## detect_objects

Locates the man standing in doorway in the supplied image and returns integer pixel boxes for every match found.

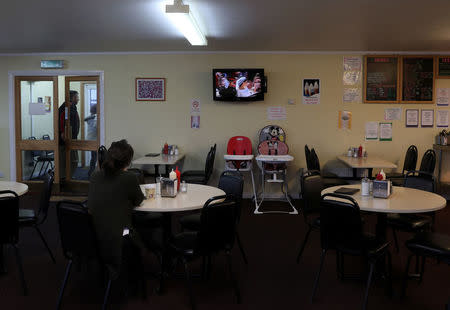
[58,90,80,179]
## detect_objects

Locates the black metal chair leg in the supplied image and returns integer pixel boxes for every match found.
[182,257,196,310]
[415,255,420,274]
[102,278,112,310]
[362,262,375,310]
[401,253,414,298]
[35,226,56,263]
[311,249,327,303]
[56,260,73,310]
[226,251,241,304]
[392,229,400,253]
[385,252,393,298]
[296,226,312,263]
[236,232,248,265]
[419,256,426,284]
[13,245,28,296]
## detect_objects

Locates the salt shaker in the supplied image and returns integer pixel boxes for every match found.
[361,171,370,196]
[181,180,187,193]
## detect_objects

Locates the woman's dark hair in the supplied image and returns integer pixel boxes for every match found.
[102,139,134,177]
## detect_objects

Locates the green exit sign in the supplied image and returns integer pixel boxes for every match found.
[40,60,64,69]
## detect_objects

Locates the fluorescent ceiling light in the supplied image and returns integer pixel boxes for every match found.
[165,0,207,46]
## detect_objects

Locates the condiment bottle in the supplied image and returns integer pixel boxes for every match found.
[175,166,181,190]
[358,145,363,157]
[361,171,370,196]
[163,142,169,154]
[169,169,177,194]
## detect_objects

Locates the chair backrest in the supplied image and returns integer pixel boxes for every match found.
[259,125,286,143]
[37,171,54,223]
[404,171,435,193]
[309,148,321,171]
[204,144,217,183]
[227,136,252,155]
[419,149,436,176]
[301,174,323,216]
[320,193,363,251]
[304,145,311,170]
[257,140,289,155]
[218,171,244,220]
[402,145,418,174]
[98,145,107,169]
[127,168,145,184]
[198,195,238,253]
[42,134,51,140]
[0,191,19,244]
[56,200,101,260]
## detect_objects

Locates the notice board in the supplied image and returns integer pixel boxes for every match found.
[364,56,399,103]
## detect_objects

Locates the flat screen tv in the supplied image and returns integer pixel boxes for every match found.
[213,69,265,101]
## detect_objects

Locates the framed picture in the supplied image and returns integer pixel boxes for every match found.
[421,109,434,128]
[135,78,166,101]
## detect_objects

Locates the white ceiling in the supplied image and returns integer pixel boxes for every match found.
[1,0,450,53]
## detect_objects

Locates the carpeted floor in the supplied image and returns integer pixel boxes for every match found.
[1,193,449,310]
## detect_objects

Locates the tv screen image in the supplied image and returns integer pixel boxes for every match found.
[213,69,265,101]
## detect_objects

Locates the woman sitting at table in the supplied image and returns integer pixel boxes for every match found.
[88,139,160,281]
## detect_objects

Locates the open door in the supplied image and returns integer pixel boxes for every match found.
[61,76,100,192]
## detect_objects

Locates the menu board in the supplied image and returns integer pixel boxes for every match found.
[365,56,398,102]
[437,56,450,78]
[402,57,434,102]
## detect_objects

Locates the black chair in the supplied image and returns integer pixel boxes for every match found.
[387,171,435,252]
[56,201,113,310]
[98,145,107,169]
[0,190,27,295]
[29,135,54,180]
[170,195,241,310]
[19,171,56,263]
[419,149,436,177]
[306,148,348,188]
[402,231,450,297]
[311,193,391,310]
[296,173,323,263]
[127,168,145,184]
[388,145,418,186]
[181,144,216,185]
[179,171,248,264]
[304,145,312,171]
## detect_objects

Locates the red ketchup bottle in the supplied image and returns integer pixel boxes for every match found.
[358,145,363,157]
[175,166,181,190]
[163,142,169,155]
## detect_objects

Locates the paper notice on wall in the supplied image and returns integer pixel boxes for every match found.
[379,122,393,141]
[421,109,434,127]
[267,107,287,120]
[436,110,449,128]
[436,88,450,106]
[406,109,419,127]
[338,111,352,129]
[365,122,379,140]
[302,79,320,104]
[343,56,362,71]
[191,99,201,114]
[343,88,362,103]
[343,71,361,85]
[29,102,46,115]
[384,108,402,121]
[191,115,200,129]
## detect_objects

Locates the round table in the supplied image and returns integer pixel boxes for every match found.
[322,185,446,214]
[321,184,446,241]
[134,183,225,293]
[136,183,225,212]
[0,181,28,196]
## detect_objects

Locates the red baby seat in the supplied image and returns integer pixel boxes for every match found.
[226,136,252,170]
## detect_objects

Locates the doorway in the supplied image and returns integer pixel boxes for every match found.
[10,71,104,193]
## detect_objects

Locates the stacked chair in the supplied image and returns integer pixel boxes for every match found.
[387,145,418,186]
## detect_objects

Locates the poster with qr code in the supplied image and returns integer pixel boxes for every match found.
[136,78,166,101]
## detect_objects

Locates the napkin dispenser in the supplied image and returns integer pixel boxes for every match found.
[372,180,392,199]
[160,177,178,197]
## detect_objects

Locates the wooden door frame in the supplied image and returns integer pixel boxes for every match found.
[64,76,100,184]
[8,70,105,182]
[14,76,59,184]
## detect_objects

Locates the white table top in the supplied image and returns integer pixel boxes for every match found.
[337,155,397,169]
[256,155,294,162]
[322,184,446,214]
[132,153,185,166]
[0,181,28,196]
[224,154,254,160]
[135,183,225,212]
